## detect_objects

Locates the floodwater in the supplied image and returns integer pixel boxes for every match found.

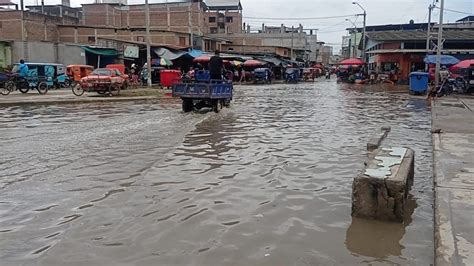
[0,81,433,265]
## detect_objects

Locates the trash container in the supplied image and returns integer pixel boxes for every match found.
[409,72,430,94]
[160,70,182,88]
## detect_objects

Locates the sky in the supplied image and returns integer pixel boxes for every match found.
[17,0,474,53]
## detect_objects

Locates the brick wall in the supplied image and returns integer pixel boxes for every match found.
[58,25,189,47]
[82,2,207,35]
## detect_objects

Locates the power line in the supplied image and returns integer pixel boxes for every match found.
[243,14,359,21]
[434,6,473,15]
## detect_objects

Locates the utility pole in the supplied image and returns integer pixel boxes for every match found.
[145,0,152,87]
[426,4,434,52]
[362,12,366,61]
[188,5,194,49]
[435,0,444,87]
[291,26,294,61]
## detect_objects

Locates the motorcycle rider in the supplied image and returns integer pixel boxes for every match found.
[17,59,29,79]
[439,66,450,84]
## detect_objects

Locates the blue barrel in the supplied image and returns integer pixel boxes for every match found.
[409,72,430,94]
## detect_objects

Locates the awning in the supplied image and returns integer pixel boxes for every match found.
[154,48,188,60]
[188,49,204,58]
[82,46,119,56]
[259,57,284,66]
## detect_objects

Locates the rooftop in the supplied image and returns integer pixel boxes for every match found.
[366,30,474,41]
[205,0,242,10]
[457,16,474,23]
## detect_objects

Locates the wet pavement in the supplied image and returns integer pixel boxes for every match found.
[0,80,433,265]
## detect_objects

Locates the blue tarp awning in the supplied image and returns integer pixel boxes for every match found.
[188,49,204,58]
[424,55,460,65]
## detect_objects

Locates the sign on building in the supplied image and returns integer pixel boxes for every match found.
[124,46,139,59]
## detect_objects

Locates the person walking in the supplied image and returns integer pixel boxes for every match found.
[209,50,223,80]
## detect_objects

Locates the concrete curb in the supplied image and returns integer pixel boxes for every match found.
[0,95,174,107]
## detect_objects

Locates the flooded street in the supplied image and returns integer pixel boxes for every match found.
[0,81,433,265]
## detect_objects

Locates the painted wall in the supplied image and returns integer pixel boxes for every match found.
[0,43,12,68]
[11,41,86,65]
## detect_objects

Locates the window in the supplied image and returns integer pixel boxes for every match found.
[88,36,95,43]
[209,17,216,23]
[225,17,233,23]
[210,27,218,34]
[136,36,145,42]
[218,22,225,29]
[179,37,186,46]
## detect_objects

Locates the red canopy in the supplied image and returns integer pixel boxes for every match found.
[339,58,364,66]
[450,60,474,71]
[193,55,211,63]
[243,59,264,67]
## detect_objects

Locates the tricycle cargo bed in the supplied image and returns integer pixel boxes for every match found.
[172,82,233,99]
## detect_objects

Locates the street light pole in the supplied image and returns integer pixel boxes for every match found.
[353,2,366,62]
[145,0,152,87]
[435,0,444,88]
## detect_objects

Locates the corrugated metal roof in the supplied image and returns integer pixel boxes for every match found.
[205,0,241,9]
[366,30,474,41]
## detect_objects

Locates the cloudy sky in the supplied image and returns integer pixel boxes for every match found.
[18,0,474,52]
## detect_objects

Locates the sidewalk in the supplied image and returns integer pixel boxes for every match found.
[432,97,474,265]
[0,88,172,106]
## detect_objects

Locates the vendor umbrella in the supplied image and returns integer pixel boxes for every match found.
[193,55,211,63]
[161,58,173,66]
[231,60,242,66]
[339,58,364,65]
[243,59,264,67]
[450,59,474,71]
[424,55,460,65]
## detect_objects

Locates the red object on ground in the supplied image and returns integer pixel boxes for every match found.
[339,58,364,66]
[450,60,474,71]
[193,55,211,63]
[160,70,181,88]
[243,59,264,67]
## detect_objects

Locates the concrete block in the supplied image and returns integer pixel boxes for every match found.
[367,126,391,152]
[352,147,415,222]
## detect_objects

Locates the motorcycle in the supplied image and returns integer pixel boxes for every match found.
[436,76,467,97]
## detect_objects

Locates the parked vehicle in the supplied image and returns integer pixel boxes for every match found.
[285,68,300,83]
[172,73,233,113]
[3,69,49,95]
[106,64,129,89]
[302,68,317,81]
[13,62,70,89]
[469,65,474,93]
[0,70,8,93]
[254,68,272,84]
[437,76,468,97]
[72,68,127,96]
[67,65,94,86]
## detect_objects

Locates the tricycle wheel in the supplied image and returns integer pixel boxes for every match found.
[18,84,29,94]
[223,99,231,107]
[37,82,48,95]
[213,100,223,113]
[108,83,121,96]
[63,79,72,88]
[1,81,14,95]
[97,90,106,95]
[182,99,193,113]
[72,84,85,96]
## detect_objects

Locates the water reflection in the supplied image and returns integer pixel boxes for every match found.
[345,194,417,259]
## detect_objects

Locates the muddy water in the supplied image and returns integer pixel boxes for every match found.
[0,81,433,265]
